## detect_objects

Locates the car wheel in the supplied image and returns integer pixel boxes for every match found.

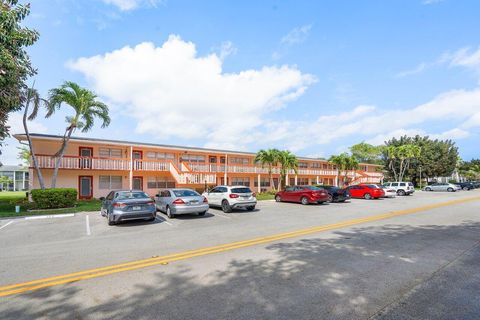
[327,195,333,203]
[301,197,309,205]
[147,215,155,222]
[107,213,116,226]
[275,195,282,202]
[364,193,372,200]
[222,200,232,213]
[425,187,432,191]
[246,206,255,211]
[166,206,175,218]
[318,201,325,205]
[447,187,454,192]
[338,199,346,203]
[463,187,469,191]
[198,211,206,216]
[397,190,406,196]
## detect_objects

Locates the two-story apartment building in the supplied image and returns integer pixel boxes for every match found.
[15,133,384,199]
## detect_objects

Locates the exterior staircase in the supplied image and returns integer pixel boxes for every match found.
[169,162,216,185]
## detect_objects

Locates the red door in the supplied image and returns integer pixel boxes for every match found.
[78,176,93,199]
[133,176,143,190]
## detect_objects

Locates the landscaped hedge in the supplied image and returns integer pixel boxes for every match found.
[31,188,78,209]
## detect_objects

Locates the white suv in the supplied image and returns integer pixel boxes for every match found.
[203,185,257,213]
[383,182,415,196]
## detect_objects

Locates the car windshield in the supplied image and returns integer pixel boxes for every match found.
[173,189,200,197]
[305,186,322,191]
[366,184,379,189]
[117,191,149,200]
[231,187,252,194]
[408,182,414,186]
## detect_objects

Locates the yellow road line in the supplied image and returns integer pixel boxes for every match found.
[1,195,479,297]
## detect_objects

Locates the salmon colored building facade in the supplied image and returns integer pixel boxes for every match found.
[15,134,384,199]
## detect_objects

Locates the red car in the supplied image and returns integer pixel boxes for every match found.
[275,185,331,205]
[346,184,385,199]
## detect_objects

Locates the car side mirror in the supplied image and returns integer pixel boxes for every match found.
[99,197,105,201]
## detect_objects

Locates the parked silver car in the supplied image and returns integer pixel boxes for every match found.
[202,185,257,213]
[100,190,156,225]
[155,188,209,218]
[424,183,461,192]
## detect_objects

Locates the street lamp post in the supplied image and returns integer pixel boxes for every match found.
[419,166,422,190]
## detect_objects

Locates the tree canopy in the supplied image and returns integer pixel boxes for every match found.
[349,142,383,164]
[0,1,39,144]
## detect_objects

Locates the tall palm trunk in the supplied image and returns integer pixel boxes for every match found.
[23,97,45,189]
[51,126,75,188]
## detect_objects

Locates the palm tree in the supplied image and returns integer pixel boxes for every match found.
[278,150,298,189]
[22,86,49,189]
[255,149,280,190]
[47,81,111,188]
[329,153,358,186]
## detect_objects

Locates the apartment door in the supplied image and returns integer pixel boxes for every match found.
[132,176,143,190]
[79,147,93,169]
[133,150,143,170]
[78,176,93,199]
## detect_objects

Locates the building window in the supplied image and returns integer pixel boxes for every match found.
[99,175,122,189]
[231,177,250,186]
[180,154,206,163]
[146,152,175,161]
[229,157,250,165]
[147,176,175,189]
[298,162,308,168]
[99,148,122,158]
[311,163,321,168]
[297,178,309,185]
[254,178,270,187]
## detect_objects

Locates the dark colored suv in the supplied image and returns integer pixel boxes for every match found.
[315,185,350,203]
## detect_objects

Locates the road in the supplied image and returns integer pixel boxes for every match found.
[0,190,479,319]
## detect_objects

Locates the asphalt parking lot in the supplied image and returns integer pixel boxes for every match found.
[1,190,480,319]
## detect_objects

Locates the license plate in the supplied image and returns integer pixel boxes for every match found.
[132,206,141,210]
[189,201,198,204]
[242,196,249,199]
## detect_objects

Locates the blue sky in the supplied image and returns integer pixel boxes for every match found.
[2,0,480,164]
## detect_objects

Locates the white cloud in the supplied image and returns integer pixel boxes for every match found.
[102,0,160,11]
[280,24,312,46]
[395,62,428,78]
[69,35,316,149]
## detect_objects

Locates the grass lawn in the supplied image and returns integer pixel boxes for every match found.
[0,191,101,218]
[256,192,275,201]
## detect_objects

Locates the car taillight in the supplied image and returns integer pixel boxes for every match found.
[113,202,126,208]
[173,199,185,205]
[229,194,239,198]
[203,196,208,203]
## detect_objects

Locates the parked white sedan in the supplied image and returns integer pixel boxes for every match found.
[379,184,397,198]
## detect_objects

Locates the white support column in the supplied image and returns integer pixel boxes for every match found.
[257,174,261,193]
[224,153,228,185]
[294,175,298,185]
[286,173,289,186]
[13,170,16,191]
[129,146,133,190]
[316,176,319,184]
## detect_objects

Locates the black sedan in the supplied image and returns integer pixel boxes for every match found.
[455,182,475,190]
[315,185,350,203]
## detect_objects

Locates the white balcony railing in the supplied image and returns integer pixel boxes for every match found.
[36,155,131,171]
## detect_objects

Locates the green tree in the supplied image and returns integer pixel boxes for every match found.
[0,1,39,145]
[22,86,48,189]
[255,148,280,190]
[0,175,12,190]
[17,145,29,165]
[382,135,458,185]
[329,153,359,186]
[47,81,111,188]
[277,150,298,189]
[350,142,383,164]
[458,159,480,181]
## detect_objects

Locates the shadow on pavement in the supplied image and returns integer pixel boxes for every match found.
[3,221,480,320]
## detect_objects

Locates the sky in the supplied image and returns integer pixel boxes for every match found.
[2,0,480,165]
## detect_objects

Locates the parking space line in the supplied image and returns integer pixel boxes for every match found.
[24,213,75,220]
[1,195,479,298]
[0,221,14,230]
[155,216,173,226]
[86,215,91,236]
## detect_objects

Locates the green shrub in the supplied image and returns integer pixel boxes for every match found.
[31,188,77,209]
